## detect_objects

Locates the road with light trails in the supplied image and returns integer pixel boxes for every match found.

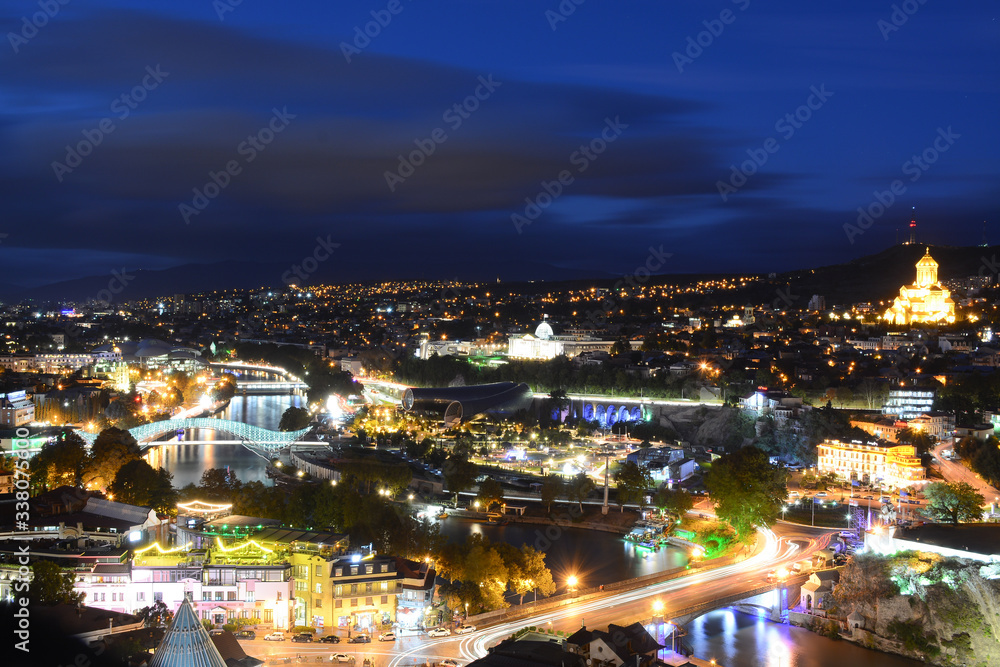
[384,522,835,666]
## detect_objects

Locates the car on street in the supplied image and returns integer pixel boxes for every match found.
[332,654,352,663]
[862,495,873,500]
[428,627,451,638]
[456,625,476,634]
[234,630,256,640]
[349,634,371,643]
[209,629,224,636]
[264,632,285,641]
[319,635,341,644]
[291,633,314,643]
[441,660,461,667]
[378,632,396,642]
[814,492,828,498]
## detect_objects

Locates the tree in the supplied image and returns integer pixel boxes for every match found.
[136,600,173,627]
[540,474,563,513]
[857,378,889,410]
[704,446,787,540]
[923,482,985,524]
[609,336,631,357]
[443,454,477,506]
[279,406,311,431]
[199,467,242,501]
[83,427,141,490]
[565,472,594,513]
[110,459,178,514]
[896,427,935,457]
[30,560,84,606]
[653,488,694,520]
[477,478,504,513]
[614,461,653,510]
[31,433,87,490]
[834,386,853,408]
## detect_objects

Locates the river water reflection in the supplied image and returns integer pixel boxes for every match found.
[144,393,303,488]
[685,609,924,667]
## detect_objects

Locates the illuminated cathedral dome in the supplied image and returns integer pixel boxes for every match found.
[883,248,956,325]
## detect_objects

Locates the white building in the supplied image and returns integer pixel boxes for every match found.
[0,390,35,426]
[507,321,638,361]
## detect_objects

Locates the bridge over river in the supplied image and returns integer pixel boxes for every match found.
[74,417,315,456]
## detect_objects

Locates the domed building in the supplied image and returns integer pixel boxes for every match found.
[883,248,956,325]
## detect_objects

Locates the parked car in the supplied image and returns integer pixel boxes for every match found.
[456,625,476,634]
[209,629,224,636]
[862,495,874,500]
[319,635,341,644]
[428,627,451,638]
[378,632,396,642]
[349,634,371,643]
[332,653,352,663]
[234,630,256,640]
[441,661,461,667]
[814,492,828,498]
[291,633,314,643]
[264,632,285,641]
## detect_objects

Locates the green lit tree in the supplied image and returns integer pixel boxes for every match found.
[923,482,985,524]
[704,446,787,540]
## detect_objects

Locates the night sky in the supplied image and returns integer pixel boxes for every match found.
[1,0,997,289]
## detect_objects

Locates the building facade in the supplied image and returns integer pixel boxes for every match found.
[817,439,925,488]
[884,248,956,325]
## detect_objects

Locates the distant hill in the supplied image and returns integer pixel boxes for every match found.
[776,243,999,306]
[6,242,995,306]
[8,257,613,305]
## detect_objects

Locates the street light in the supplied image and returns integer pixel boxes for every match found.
[567,575,578,596]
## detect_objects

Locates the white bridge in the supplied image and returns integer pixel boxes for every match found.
[74,417,312,455]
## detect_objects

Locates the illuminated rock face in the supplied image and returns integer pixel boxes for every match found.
[883,248,956,325]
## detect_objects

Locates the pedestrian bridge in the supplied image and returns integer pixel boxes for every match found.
[74,418,312,454]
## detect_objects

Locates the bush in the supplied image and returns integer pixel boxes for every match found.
[887,619,939,657]
[289,625,315,635]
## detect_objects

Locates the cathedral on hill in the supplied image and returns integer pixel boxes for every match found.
[883,248,956,325]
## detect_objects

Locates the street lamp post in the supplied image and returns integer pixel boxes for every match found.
[567,575,578,597]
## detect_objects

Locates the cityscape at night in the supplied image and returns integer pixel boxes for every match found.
[1,2,999,666]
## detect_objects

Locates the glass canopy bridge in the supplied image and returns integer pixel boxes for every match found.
[74,418,313,457]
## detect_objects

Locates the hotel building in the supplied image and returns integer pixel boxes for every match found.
[817,439,926,489]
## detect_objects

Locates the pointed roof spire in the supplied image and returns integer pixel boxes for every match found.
[149,598,227,667]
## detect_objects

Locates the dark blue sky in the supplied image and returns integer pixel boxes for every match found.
[1,0,997,288]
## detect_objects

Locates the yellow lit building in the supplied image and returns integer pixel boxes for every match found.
[817,439,925,489]
[883,248,956,325]
[290,552,436,634]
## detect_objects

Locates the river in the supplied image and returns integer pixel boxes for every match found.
[143,392,303,488]
[145,392,923,666]
[437,518,687,590]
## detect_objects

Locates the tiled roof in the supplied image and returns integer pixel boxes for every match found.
[149,599,227,667]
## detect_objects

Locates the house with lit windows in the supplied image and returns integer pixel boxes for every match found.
[817,439,925,489]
